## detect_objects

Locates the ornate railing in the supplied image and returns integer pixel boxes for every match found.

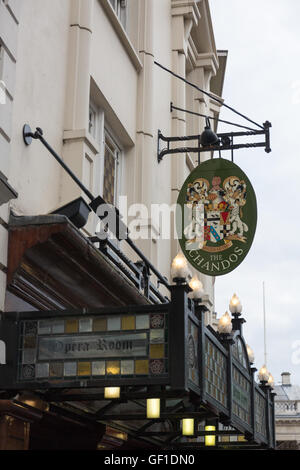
[0,283,276,449]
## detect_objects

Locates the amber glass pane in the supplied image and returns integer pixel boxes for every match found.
[121,316,135,330]
[150,344,164,359]
[78,362,91,376]
[103,138,116,205]
[135,360,149,375]
[65,320,78,333]
[106,361,120,375]
[93,318,107,332]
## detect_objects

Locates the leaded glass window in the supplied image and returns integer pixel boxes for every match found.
[103,131,120,206]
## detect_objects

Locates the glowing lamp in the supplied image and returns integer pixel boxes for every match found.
[268,373,274,388]
[182,418,194,436]
[229,293,242,314]
[217,311,232,334]
[188,276,204,300]
[205,425,216,446]
[147,398,160,419]
[104,387,120,399]
[246,344,255,364]
[171,252,189,281]
[258,365,270,382]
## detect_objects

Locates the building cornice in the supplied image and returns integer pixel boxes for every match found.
[63,129,100,155]
[188,36,219,75]
[171,0,201,24]
[276,418,300,424]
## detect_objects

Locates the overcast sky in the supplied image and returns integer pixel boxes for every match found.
[210,0,300,386]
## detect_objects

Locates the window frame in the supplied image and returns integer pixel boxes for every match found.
[88,102,98,139]
[102,127,122,207]
[108,0,127,29]
[88,99,123,208]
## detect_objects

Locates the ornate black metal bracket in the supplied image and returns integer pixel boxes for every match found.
[157,121,272,164]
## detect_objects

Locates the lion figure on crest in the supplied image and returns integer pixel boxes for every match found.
[223,176,248,238]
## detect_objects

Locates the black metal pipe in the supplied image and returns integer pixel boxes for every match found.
[154,61,265,130]
[36,130,96,202]
[23,126,171,292]
[171,103,258,132]
[159,129,266,143]
[159,142,267,161]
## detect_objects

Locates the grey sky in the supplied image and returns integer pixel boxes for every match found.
[210,0,300,385]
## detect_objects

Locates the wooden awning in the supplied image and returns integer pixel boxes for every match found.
[6,214,148,311]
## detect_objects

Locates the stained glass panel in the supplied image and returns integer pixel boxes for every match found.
[205,337,227,407]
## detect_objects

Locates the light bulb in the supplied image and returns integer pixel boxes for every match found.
[217,311,232,334]
[246,344,255,364]
[229,293,242,314]
[171,252,189,281]
[205,426,216,446]
[147,398,160,419]
[188,276,204,300]
[268,373,274,388]
[104,387,120,399]
[182,418,194,436]
[258,365,270,382]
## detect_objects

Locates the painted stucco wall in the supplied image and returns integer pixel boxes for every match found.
[0,0,224,327]
[0,0,22,315]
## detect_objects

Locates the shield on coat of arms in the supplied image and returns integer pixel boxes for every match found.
[206,210,223,243]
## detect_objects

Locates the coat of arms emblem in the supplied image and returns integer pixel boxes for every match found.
[177,158,257,276]
[184,175,248,253]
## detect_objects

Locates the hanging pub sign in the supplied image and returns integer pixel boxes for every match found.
[177,158,257,276]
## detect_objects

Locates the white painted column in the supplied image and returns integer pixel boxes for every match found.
[132,0,156,262]
[0,0,21,311]
[61,0,96,210]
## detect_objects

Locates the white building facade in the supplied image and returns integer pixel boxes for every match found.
[274,372,300,450]
[0,0,227,449]
[0,0,226,316]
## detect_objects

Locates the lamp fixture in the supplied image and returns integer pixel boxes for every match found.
[217,311,232,335]
[229,293,242,315]
[51,197,91,229]
[258,365,270,383]
[147,398,160,419]
[104,387,120,399]
[205,425,216,447]
[246,344,255,364]
[188,275,204,300]
[171,252,189,283]
[267,373,274,388]
[200,117,219,148]
[182,418,194,436]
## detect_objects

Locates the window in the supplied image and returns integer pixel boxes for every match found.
[109,0,127,29]
[88,103,97,138]
[88,100,122,208]
[103,130,120,206]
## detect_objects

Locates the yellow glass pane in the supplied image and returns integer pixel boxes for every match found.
[93,318,107,331]
[121,315,135,330]
[24,336,36,348]
[238,435,247,442]
[150,344,164,359]
[106,361,120,375]
[77,362,91,376]
[65,319,78,333]
[221,436,230,442]
[135,360,149,374]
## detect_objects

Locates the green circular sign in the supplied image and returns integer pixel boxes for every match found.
[177,158,257,276]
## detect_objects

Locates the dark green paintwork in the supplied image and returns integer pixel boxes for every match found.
[177,158,257,276]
